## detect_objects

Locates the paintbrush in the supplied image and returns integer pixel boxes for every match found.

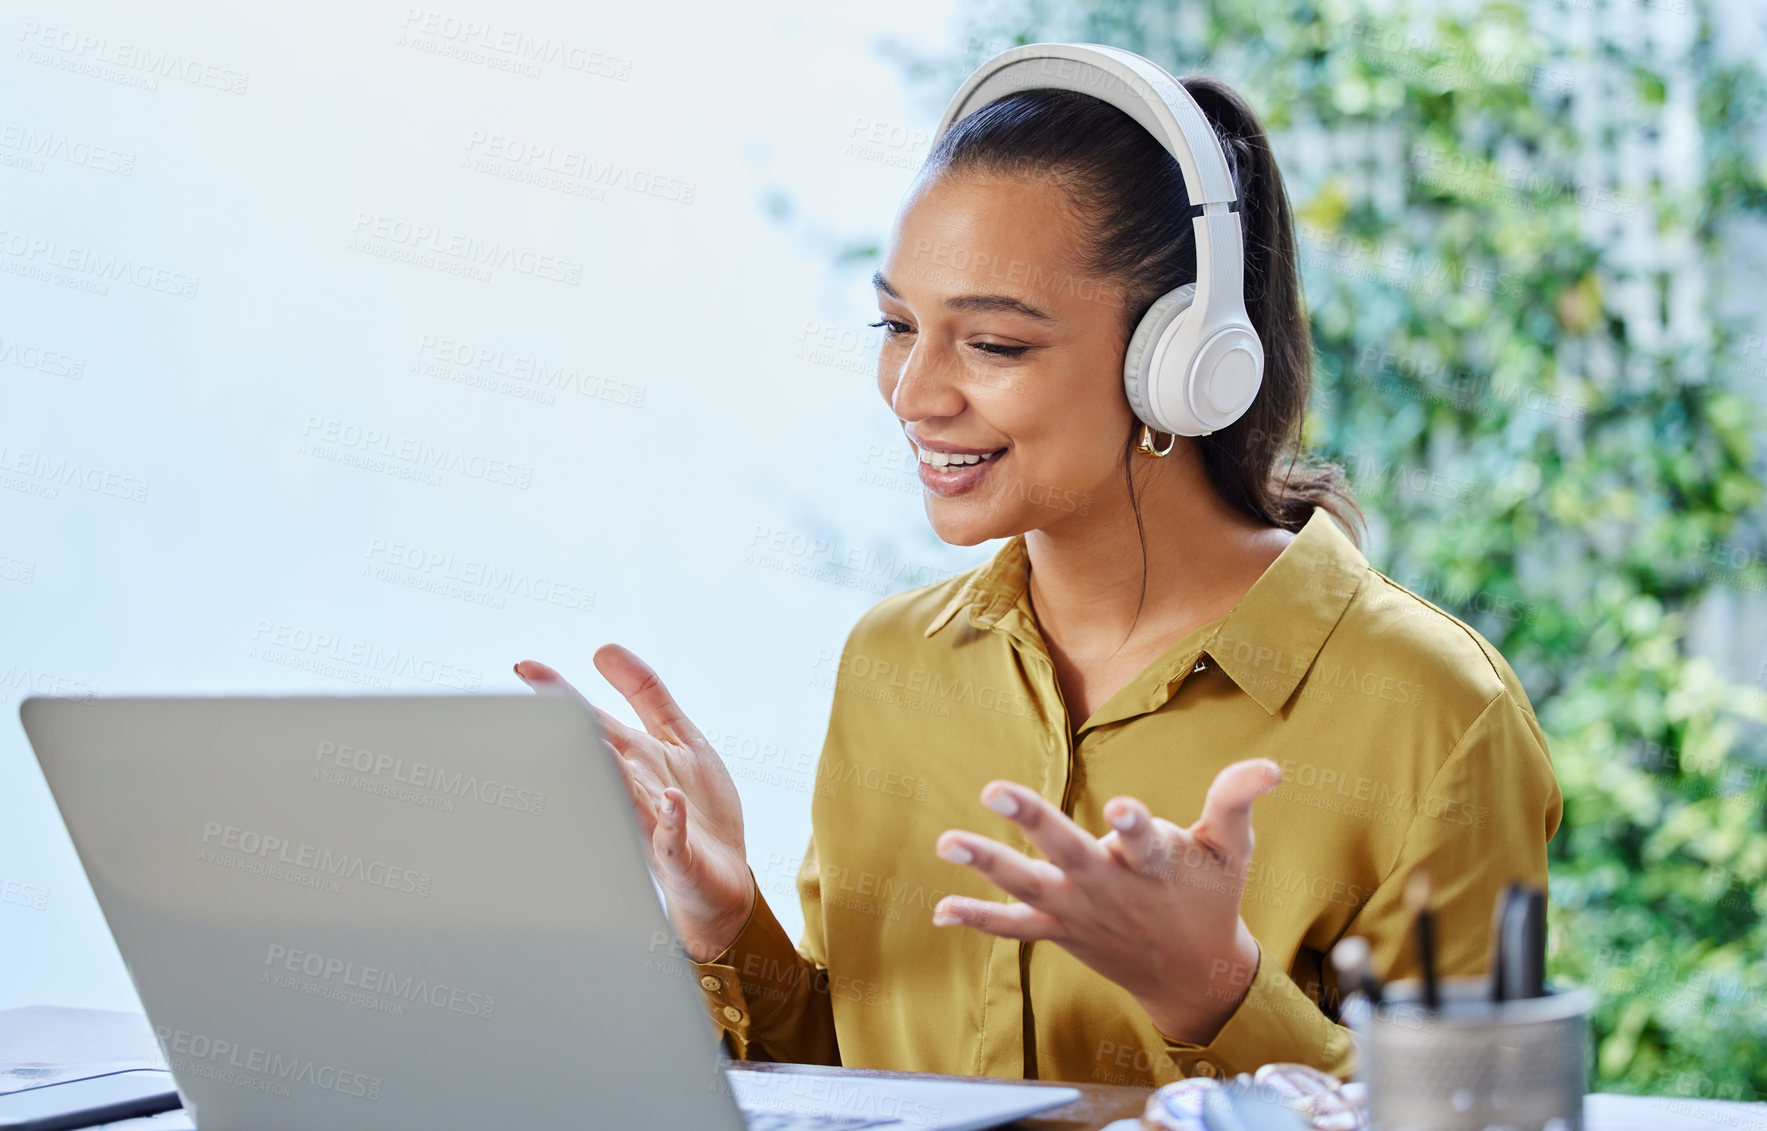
[1406,867,1440,1014]
[1329,934,1384,1015]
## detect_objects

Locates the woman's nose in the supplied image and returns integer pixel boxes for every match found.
[885,338,967,422]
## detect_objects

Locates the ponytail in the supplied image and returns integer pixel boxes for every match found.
[1180,77,1362,543]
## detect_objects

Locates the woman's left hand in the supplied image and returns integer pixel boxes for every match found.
[931,758,1283,1046]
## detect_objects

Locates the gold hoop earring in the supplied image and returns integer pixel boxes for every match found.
[1135,423,1176,458]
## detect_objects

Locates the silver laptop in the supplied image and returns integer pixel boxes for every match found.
[20,693,1079,1130]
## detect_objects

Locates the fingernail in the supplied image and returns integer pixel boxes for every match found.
[660,796,677,817]
[932,902,962,926]
[1108,807,1135,832]
[983,790,1019,818]
[937,841,973,866]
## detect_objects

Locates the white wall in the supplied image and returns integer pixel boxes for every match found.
[0,0,994,1012]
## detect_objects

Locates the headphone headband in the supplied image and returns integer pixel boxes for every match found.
[931,43,1239,206]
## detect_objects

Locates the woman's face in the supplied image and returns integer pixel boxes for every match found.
[873,171,1140,547]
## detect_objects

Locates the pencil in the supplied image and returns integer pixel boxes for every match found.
[1489,881,1518,1004]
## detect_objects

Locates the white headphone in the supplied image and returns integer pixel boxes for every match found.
[930,43,1264,438]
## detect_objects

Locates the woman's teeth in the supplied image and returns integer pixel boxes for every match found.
[918,448,1002,469]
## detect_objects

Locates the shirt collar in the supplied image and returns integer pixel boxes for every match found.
[923,508,1367,716]
[1199,508,1367,715]
[923,534,1030,639]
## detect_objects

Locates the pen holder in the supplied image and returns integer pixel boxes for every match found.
[1344,977,1592,1131]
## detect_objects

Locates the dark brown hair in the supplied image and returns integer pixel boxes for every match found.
[921,77,1363,557]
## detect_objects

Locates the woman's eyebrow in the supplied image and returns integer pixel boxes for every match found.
[872,270,1054,322]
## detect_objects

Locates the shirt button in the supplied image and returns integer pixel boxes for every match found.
[1192,1059,1219,1078]
[700,975,722,992]
[722,1005,744,1024]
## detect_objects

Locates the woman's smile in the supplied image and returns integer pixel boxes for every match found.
[909,437,1011,497]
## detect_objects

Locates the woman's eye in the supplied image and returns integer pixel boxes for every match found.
[866,320,1030,360]
[971,342,1030,358]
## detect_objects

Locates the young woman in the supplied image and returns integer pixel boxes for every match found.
[516,68,1561,1088]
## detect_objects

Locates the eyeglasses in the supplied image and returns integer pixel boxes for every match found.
[1142,1062,1365,1130]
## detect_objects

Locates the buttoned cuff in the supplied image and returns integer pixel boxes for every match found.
[1158,946,1357,1081]
[688,871,802,1058]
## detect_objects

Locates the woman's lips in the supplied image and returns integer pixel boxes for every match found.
[917,448,1007,497]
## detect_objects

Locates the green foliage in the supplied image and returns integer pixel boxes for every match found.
[884,0,1767,1096]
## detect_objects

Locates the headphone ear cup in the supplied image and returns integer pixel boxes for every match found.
[1122,283,1196,434]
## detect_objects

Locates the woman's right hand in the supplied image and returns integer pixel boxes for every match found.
[514,645,755,962]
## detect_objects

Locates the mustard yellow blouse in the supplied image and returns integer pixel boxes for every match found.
[691,508,1562,1085]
